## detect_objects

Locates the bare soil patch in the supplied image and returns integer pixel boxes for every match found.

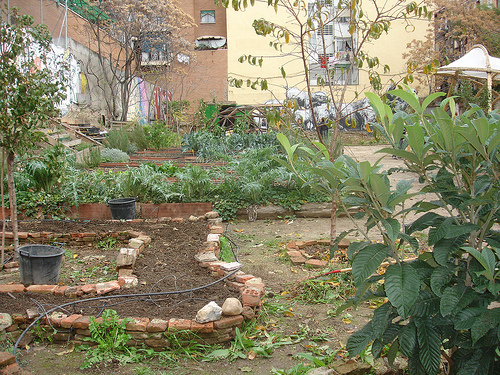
[0,219,235,320]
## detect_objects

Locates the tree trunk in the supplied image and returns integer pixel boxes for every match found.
[6,152,18,251]
[330,193,338,246]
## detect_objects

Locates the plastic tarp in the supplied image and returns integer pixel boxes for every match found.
[436,45,500,81]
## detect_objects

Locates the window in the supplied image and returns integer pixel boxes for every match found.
[200,10,215,24]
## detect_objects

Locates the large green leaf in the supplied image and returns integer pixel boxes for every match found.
[452,307,484,330]
[415,317,442,375]
[433,234,468,266]
[430,266,455,297]
[464,246,497,282]
[346,321,375,357]
[428,217,453,246]
[352,243,390,286]
[398,321,416,358]
[409,290,441,317]
[471,308,500,343]
[381,218,400,243]
[385,263,420,319]
[407,212,444,234]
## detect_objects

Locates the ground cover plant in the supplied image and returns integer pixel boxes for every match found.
[278,88,500,374]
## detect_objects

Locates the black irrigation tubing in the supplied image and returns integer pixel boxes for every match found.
[13,226,244,365]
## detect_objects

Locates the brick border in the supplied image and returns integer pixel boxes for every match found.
[0,211,265,350]
[285,239,350,267]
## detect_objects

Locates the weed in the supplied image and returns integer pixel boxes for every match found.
[80,309,137,369]
[296,273,354,306]
[97,237,118,250]
[219,236,235,262]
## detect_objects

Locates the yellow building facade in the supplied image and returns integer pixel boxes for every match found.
[226,0,431,105]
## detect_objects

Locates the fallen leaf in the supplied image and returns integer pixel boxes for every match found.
[254,325,266,331]
[56,343,75,356]
[240,367,253,372]
[233,229,244,232]
[284,311,295,317]
[342,318,351,324]
[247,351,257,360]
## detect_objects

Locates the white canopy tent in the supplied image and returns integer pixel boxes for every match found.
[436,44,500,110]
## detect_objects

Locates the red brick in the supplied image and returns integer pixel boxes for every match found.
[210,226,224,234]
[126,317,149,331]
[26,285,56,294]
[60,314,82,328]
[11,314,25,324]
[127,231,143,238]
[295,241,306,249]
[235,274,255,284]
[5,324,18,332]
[168,318,192,331]
[17,232,28,239]
[225,280,245,292]
[290,256,307,264]
[305,259,328,268]
[305,240,317,246]
[191,321,214,333]
[241,288,261,307]
[96,280,120,295]
[80,284,96,294]
[0,351,15,367]
[213,315,244,330]
[64,286,79,298]
[2,362,21,374]
[171,217,184,223]
[28,232,41,238]
[41,231,53,238]
[72,316,92,330]
[47,312,68,327]
[318,239,330,245]
[4,232,13,239]
[287,250,302,257]
[286,241,297,250]
[146,319,168,332]
[118,268,134,277]
[82,232,97,238]
[53,285,67,296]
[70,233,83,238]
[0,284,25,293]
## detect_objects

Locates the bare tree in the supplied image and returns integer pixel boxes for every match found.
[76,0,194,122]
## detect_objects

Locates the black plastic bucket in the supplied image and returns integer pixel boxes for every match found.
[108,197,136,220]
[16,244,65,285]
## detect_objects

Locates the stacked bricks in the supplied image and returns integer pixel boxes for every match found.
[194,212,265,316]
[0,211,260,348]
[0,351,31,375]
[0,311,245,349]
[286,238,350,267]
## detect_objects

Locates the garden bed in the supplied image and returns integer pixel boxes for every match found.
[0,216,266,353]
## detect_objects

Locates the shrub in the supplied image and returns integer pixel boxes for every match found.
[104,129,130,153]
[100,148,129,163]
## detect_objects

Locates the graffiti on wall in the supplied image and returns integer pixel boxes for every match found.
[264,87,410,132]
[46,44,81,115]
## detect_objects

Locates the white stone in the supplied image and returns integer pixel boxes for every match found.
[306,368,335,375]
[222,298,243,316]
[194,252,218,263]
[188,215,199,222]
[195,301,222,323]
[220,262,242,271]
[128,238,144,249]
[0,313,12,331]
[205,211,219,219]
[207,233,221,242]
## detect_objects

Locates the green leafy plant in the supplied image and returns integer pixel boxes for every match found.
[100,148,130,163]
[79,146,102,168]
[276,88,500,374]
[80,309,135,369]
[104,128,131,153]
[97,237,117,250]
[338,90,500,374]
[219,235,235,262]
